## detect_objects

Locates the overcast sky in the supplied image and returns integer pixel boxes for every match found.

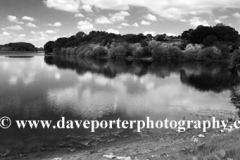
[0,0,240,47]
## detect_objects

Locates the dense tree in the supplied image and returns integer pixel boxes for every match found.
[181,29,193,41]
[0,42,37,51]
[64,36,78,47]
[190,25,216,44]
[53,37,68,49]
[155,34,167,41]
[213,24,238,42]
[76,31,86,39]
[203,35,218,47]
[44,41,54,53]
[189,24,239,44]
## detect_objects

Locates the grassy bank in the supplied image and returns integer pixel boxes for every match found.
[22,124,240,160]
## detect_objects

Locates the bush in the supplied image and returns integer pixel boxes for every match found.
[108,44,128,59]
[59,48,66,54]
[152,44,170,60]
[168,46,183,60]
[76,47,84,57]
[217,44,230,59]
[231,49,240,66]
[65,48,71,55]
[178,41,188,50]
[129,43,144,59]
[142,47,152,58]
[75,45,94,57]
[132,47,144,59]
[185,43,203,50]
[93,46,108,57]
[201,46,222,61]
[70,47,77,55]
[148,40,161,49]
[183,49,201,61]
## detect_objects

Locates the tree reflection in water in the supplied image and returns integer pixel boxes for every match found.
[45,55,240,116]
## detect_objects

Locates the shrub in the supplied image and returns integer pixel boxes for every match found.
[76,47,84,57]
[140,39,148,47]
[231,49,240,66]
[65,48,71,55]
[152,43,170,60]
[185,43,203,50]
[231,44,239,52]
[59,48,66,54]
[76,45,94,57]
[148,40,161,49]
[178,41,188,50]
[142,47,152,58]
[183,49,201,61]
[201,46,222,61]
[93,46,108,57]
[108,44,127,59]
[217,44,230,59]
[168,46,183,60]
[70,47,77,55]
[83,49,94,57]
[129,43,143,59]
[132,47,143,59]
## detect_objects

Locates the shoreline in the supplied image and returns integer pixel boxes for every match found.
[4,126,239,160]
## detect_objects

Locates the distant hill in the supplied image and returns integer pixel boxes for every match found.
[0,42,37,52]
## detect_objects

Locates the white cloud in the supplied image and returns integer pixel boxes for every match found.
[26,22,38,28]
[95,16,111,24]
[144,14,157,21]
[46,30,57,34]
[31,31,38,34]
[31,31,50,40]
[22,16,35,21]
[47,22,62,27]
[214,19,221,24]
[110,11,130,22]
[6,25,23,30]
[81,0,240,20]
[160,32,177,36]
[106,29,120,34]
[189,17,209,27]
[81,4,93,12]
[19,34,26,37]
[143,31,155,36]
[133,23,139,27]
[7,15,24,24]
[233,12,240,18]
[16,34,26,40]
[219,15,228,19]
[77,21,95,31]
[74,13,84,17]
[2,32,10,36]
[121,23,129,26]
[44,0,81,12]
[7,15,17,22]
[141,20,151,25]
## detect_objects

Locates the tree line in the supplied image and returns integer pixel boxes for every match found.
[0,42,38,52]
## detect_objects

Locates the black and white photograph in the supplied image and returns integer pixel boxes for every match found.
[0,0,240,159]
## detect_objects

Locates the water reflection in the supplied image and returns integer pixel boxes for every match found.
[0,54,239,157]
[43,55,240,117]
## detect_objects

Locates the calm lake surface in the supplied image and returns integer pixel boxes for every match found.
[0,53,240,156]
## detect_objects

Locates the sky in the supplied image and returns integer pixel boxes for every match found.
[0,0,240,47]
